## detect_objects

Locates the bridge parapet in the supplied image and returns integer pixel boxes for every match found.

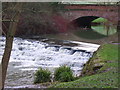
[64,5,118,11]
[60,4,119,25]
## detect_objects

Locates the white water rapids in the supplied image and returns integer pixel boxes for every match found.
[0,36,100,87]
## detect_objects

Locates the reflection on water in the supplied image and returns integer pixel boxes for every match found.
[73,23,117,40]
[74,28,107,39]
[23,22,118,44]
[92,24,117,36]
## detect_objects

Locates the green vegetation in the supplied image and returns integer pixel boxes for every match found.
[50,44,118,88]
[34,66,75,84]
[92,17,107,23]
[92,25,117,36]
[34,68,51,83]
[54,65,74,82]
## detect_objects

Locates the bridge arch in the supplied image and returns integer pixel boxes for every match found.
[63,9,118,26]
[69,16,111,29]
[71,16,99,28]
[58,4,119,34]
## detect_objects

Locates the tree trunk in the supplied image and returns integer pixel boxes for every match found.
[118,4,120,33]
[1,3,23,89]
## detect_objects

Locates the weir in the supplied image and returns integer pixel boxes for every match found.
[0,36,100,86]
[45,45,92,56]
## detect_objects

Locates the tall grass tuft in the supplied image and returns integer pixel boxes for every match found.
[34,68,51,83]
[54,65,74,82]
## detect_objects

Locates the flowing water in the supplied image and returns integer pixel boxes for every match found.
[0,36,100,87]
[0,21,117,88]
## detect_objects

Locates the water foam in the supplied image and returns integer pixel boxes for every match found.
[0,36,100,76]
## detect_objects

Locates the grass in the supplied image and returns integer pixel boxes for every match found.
[54,65,74,82]
[34,68,51,83]
[50,44,119,88]
[92,25,117,36]
[92,17,107,23]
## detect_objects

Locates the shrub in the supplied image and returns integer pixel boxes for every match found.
[34,68,51,83]
[54,65,74,82]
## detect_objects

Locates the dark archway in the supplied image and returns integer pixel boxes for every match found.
[71,16,99,28]
[68,16,108,39]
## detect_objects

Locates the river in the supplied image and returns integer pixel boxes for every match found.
[0,22,117,88]
[0,36,100,87]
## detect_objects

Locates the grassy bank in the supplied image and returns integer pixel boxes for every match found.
[92,18,107,23]
[50,44,118,88]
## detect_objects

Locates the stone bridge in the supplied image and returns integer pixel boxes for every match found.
[53,4,119,32]
[2,4,119,35]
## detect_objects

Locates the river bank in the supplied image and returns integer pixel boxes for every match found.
[50,44,118,88]
[3,43,118,89]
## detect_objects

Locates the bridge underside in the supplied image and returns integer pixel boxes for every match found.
[71,16,99,28]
